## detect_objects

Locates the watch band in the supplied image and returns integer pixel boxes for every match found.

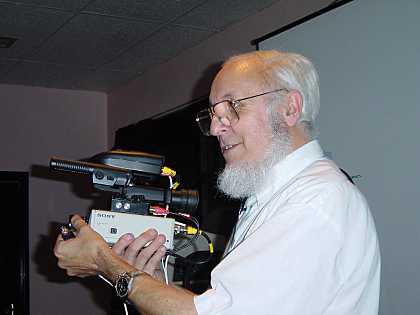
[115,270,143,299]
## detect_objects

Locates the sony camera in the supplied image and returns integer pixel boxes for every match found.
[50,150,199,249]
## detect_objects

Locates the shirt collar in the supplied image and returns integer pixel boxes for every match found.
[253,140,325,207]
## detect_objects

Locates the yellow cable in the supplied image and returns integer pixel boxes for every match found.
[187,226,198,235]
[185,226,214,253]
[161,166,176,177]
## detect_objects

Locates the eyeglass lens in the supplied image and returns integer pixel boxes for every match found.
[196,101,239,136]
[212,101,238,127]
[196,108,212,136]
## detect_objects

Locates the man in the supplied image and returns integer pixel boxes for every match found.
[54,50,381,314]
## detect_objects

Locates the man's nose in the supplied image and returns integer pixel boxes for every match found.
[210,116,229,136]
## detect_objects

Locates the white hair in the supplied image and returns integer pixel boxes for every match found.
[224,50,320,139]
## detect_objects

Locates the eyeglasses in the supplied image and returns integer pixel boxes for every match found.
[195,88,289,136]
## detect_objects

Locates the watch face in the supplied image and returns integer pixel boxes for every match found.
[116,276,129,298]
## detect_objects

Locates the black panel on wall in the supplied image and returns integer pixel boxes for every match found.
[0,172,29,315]
[113,100,240,237]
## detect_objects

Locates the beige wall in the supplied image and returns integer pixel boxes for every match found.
[108,0,331,146]
[0,84,109,314]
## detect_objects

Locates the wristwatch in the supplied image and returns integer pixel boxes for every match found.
[114,270,142,299]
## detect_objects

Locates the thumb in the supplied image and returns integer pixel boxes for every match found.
[70,214,87,232]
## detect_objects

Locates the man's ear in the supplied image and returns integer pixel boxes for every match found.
[282,90,303,127]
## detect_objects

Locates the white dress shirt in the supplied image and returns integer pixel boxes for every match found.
[194,140,381,314]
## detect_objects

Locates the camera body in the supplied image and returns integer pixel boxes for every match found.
[88,209,175,248]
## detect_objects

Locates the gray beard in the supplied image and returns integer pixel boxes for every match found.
[217,121,292,199]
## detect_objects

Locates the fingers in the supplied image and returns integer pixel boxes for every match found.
[133,233,166,268]
[54,233,75,258]
[123,229,159,264]
[112,233,135,256]
[143,245,167,276]
[120,229,166,273]
[68,215,104,243]
[54,234,64,258]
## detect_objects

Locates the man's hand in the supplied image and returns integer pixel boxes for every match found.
[54,214,111,277]
[54,216,197,315]
[112,229,167,281]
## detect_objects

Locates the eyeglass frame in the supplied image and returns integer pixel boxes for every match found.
[196,88,289,136]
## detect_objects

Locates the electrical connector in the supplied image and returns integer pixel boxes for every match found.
[173,223,199,236]
[174,222,186,234]
[187,226,198,235]
[172,222,215,260]
[161,166,176,177]
[150,206,169,216]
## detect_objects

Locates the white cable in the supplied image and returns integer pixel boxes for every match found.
[98,275,113,287]
[161,257,168,284]
[165,255,170,285]
[161,255,170,285]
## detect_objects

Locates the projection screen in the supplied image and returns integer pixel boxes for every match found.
[255,0,420,314]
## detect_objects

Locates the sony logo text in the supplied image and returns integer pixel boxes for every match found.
[97,213,116,219]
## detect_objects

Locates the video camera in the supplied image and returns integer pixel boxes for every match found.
[50,150,200,250]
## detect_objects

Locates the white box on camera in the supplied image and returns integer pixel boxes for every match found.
[88,209,175,249]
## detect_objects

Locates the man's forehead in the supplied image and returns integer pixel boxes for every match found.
[210,57,265,101]
[220,56,261,78]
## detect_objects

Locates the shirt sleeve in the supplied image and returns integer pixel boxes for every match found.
[194,283,232,315]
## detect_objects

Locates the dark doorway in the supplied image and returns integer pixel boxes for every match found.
[0,172,29,315]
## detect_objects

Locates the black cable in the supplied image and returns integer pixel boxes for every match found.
[167,230,213,265]
[167,212,200,253]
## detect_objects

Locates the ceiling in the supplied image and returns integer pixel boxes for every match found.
[0,0,280,92]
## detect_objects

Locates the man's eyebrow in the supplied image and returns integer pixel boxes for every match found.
[211,93,235,106]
